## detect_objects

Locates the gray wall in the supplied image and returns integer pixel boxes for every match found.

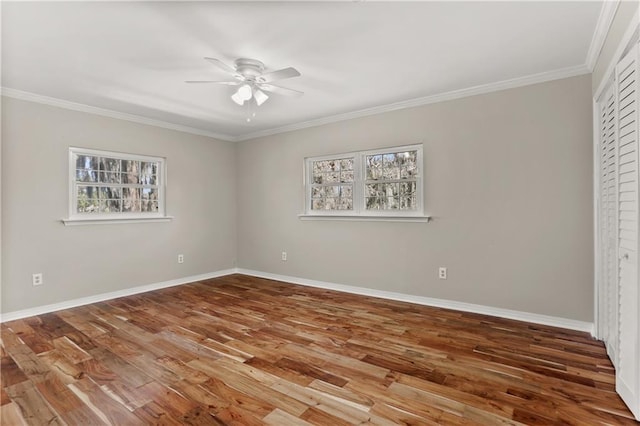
[2,75,594,322]
[1,97,237,313]
[237,75,594,321]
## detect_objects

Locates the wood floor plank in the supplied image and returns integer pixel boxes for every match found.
[1,355,30,388]
[67,377,141,425]
[0,401,28,426]
[1,273,637,425]
[4,381,65,425]
[265,408,314,425]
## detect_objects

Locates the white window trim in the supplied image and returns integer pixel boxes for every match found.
[63,147,172,226]
[302,144,429,220]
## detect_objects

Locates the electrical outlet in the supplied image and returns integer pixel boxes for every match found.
[281,251,287,261]
[32,273,43,286]
[178,254,184,264]
[438,267,447,280]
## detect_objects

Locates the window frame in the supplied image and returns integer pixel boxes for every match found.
[303,144,425,219]
[65,147,170,225]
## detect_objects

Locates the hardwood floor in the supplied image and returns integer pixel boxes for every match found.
[1,274,637,425]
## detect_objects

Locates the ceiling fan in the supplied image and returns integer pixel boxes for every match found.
[186,57,303,109]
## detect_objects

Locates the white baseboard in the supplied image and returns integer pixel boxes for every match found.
[617,375,640,420]
[237,268,595,335]
[0,269,236,323]
[1,267,596,337]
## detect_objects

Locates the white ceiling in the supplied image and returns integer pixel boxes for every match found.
[2,1,603,141]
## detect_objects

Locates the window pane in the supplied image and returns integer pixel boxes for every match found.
[141,189,158,211]
[76,169,98,182]
[123,187,140,199]
[123,188,141,212]
[76,155,98,171]
[340,185,352,198]
[366,183,380,197]
[122,160,140,184]
[77,199,99,213]
[325,172,340,183]
[313,161,323,176]
[100,199,121,212]
[400,181,416,196]
[383,153,398,166]
[141,187,158,201]
[366,197,380,210]
[312,199,324,210]
[400,196,416,210]
[77,186,99,200]
[99,187,121,199]
[341,170,354,183]
[383,166,400,180]
[321,160,339,172]
[338,197,353,210]
[123,200,141,212]
[122,160,139,173]
[366,151,419,181]
[141,162,158,185]
[142,200,159,212]
[381,182,399,197]
[100,157,121,173]
[383,153,400,180]
[100,172,121,184]
[77,186,99,213]
[340,159,353,170]
[313,174,323,184]
[140,188,158,212]
[312,187,323,198]
[141,162,158,175]
[324,198,338,210]
[366,155,383,180]
[324,185,339,198]
[140,174,157,185]
[399,151,418,179]
[383,196,399,209]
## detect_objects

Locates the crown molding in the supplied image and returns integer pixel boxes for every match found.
[586,0,620,71]
[0,87,235,142]
[3,64,590,144]
[235,64,591,142]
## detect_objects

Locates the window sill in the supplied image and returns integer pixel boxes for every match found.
[298,214,430,223]
[61,216,174,226]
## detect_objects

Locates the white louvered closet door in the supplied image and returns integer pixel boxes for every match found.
[615,43,639,419]
[599,84,619,364]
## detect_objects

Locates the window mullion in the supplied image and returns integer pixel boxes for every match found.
[355,154,363,214]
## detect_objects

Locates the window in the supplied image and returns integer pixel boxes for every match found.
[310,157,354,211]
[304,144,425,219]
[66,147,168,224]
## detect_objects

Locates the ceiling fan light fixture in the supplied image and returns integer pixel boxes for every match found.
[231,91,245,105]
[254,89,269,106]
[237,84,253,101]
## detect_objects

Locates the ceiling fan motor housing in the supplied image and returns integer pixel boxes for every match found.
[234,58,265,79]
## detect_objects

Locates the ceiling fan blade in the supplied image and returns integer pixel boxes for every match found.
[204,57,238,75]
[256,67,301,83]
[259,83,304,97]
[185,80,240,85]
